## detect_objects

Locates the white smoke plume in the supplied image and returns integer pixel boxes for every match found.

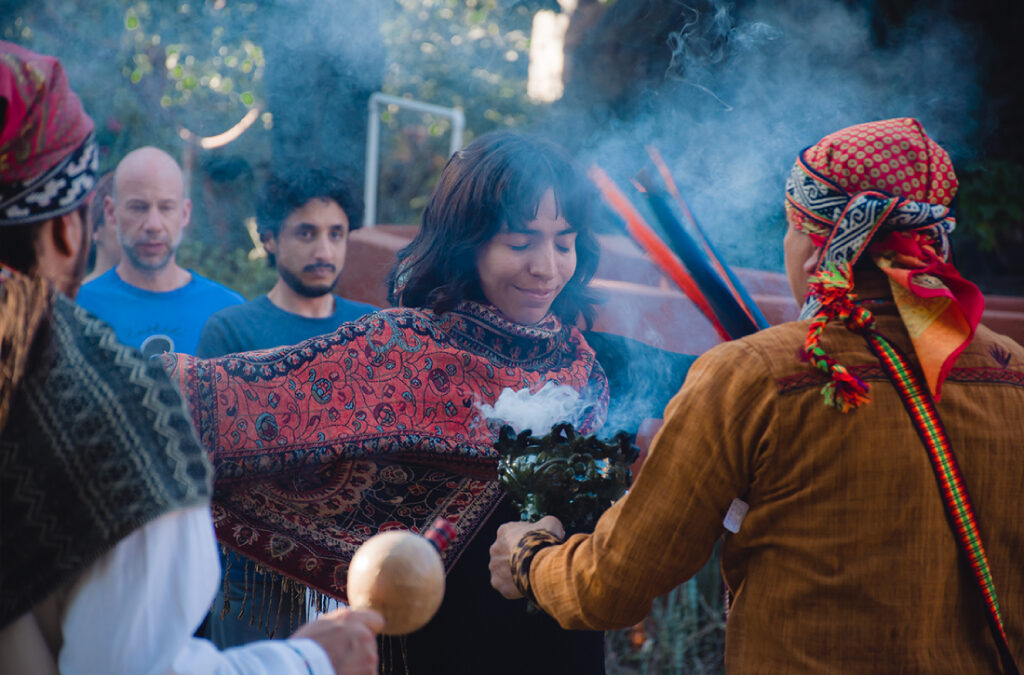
[476,381,583,435]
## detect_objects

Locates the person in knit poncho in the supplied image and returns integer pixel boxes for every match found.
[0,40,382,675]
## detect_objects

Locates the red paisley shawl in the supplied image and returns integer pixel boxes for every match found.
[165,301,608,602]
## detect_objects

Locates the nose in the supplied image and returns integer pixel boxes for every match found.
[528,242,558,280]
[143,206,162,231]
[313,232,334,260]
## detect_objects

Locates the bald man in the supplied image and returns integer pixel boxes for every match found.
[77,147,243,356]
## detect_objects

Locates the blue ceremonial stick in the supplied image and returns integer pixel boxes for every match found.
[671,190,770,332]
[636,173,763,339]
[644,148,771,332]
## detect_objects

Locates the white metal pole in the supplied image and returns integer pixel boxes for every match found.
[363,92,465,228]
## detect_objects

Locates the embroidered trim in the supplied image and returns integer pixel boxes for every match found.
[509,529,564,603]
[778,365,1024,395]
[0,134,99,225]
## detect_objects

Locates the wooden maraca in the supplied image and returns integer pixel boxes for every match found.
[346,518,456,635]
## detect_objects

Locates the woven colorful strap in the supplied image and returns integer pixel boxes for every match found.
[866,331,1019,674]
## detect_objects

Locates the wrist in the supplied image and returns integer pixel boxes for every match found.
[509,529,564,603]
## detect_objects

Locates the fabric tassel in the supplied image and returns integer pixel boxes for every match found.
[804,262,874,412]
[239,557,250,623]
[253,563,266,628]
[819,366,871,413]
[312,589,328,616]
[215,555,309,637]
[220,545,233,619]
[270,577,285,637]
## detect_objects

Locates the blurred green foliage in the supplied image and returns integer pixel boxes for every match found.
[176,238,277,300]
[382,0,551,132]
[2,2,267,164]
[957,161,1024,252]
[952,161,1024,295]
[1,0,563,264]
[374,0,558,223]
[606,551,726,675]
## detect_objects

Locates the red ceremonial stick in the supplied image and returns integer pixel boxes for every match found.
[589,165,731,342]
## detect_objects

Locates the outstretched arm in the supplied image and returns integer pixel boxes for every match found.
[490,340,776,630]
[58,505,382,675]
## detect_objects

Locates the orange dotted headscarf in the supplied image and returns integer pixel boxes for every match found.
[785,118,983,409]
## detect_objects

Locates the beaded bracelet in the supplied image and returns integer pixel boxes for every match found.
[509,529,564,604]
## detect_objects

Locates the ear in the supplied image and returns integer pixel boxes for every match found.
[36,211,88,296]
[181,197,192,229]
[51,210,85,259]
[802,246,822,275]
[103,195,117,232]
[262,232,278,256]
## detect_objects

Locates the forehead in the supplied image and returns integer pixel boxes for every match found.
[116,160,184,201]
[503,187,574,233]
[282,197,349,228]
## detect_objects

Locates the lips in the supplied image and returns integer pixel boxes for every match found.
[305,265,337,277]
[516,287,558,303]
[136,242,167,254]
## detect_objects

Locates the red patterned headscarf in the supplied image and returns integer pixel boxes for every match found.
[0,41,97,225]
[785,118,983,409]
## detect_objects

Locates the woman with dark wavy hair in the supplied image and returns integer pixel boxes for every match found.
[390,130,602,328]
[382,131,610,672]
[168,131,612,673]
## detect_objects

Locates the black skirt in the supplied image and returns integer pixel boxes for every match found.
[378,497,606,675]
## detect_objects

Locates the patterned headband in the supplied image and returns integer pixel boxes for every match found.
[782,117,982,411]
[1,41,97,226]
[0,133,98,226]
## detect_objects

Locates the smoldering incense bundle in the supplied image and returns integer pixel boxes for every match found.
[495,422,638,531]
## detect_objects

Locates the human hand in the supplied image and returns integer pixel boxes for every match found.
[488,515,564,600]
[291,608,384,675]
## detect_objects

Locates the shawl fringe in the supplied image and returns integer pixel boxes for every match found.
[0,270,50,432]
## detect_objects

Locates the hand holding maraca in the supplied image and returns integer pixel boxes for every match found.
[346,518,456,635]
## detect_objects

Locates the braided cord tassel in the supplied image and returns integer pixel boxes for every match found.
[804,262,873,412]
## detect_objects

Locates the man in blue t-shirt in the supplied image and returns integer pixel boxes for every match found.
[76,147,243,357]
[196,167,377,647]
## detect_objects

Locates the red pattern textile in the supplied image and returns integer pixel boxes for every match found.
[166,302,608,602]
[0,41,92,182]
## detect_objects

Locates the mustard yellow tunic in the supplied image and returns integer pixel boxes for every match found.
[528,307,1024,673]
